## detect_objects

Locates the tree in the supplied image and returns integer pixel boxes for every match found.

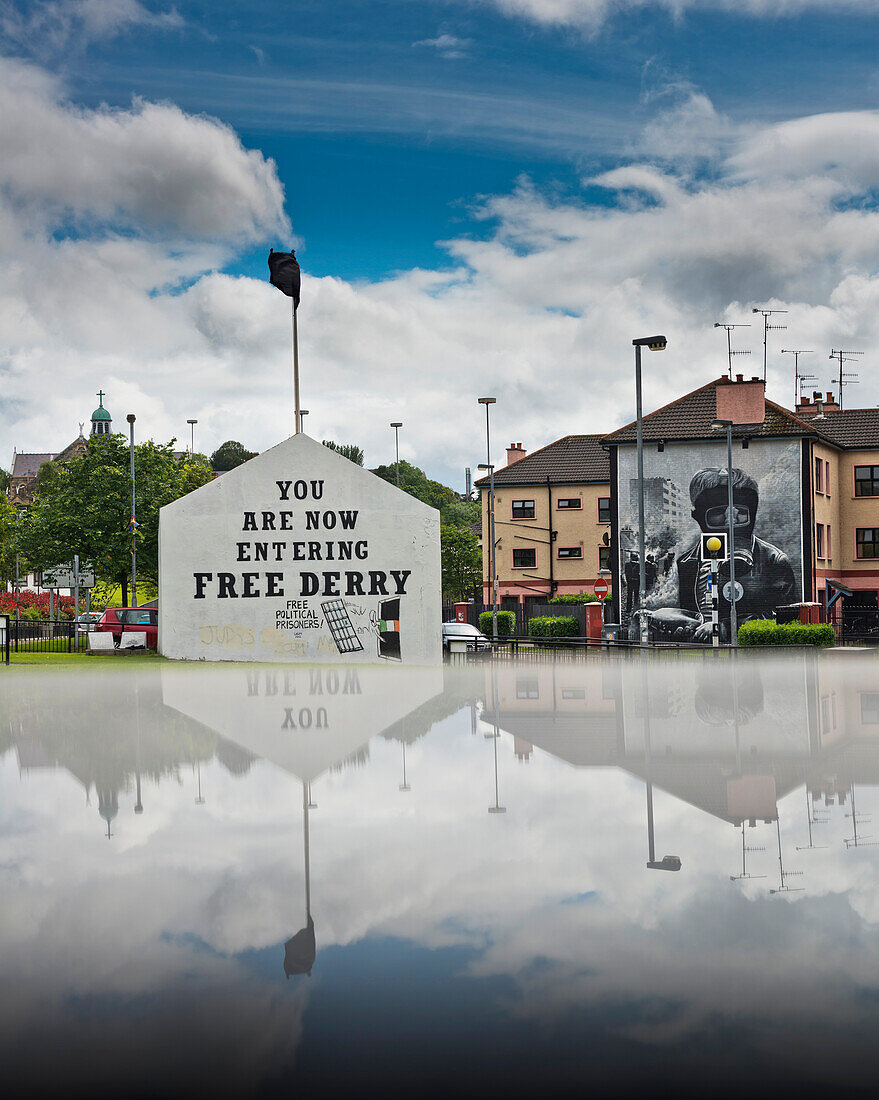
[322,440,364,466]
[373,459,460,514]
[210,441,257,471]
[17,434,213,606]
[0,495,19,587]
[0,467,9,493]
[441,523,482,601]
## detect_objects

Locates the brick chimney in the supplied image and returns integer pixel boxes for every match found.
[715,376,766,425]
[506,442,526,466]
[796,391,840,415]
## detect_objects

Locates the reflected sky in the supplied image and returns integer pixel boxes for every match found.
[3,653,879,1096]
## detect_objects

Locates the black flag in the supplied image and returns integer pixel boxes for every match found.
[268,249,301,307]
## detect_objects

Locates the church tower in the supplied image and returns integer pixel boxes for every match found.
[91,391,112,436]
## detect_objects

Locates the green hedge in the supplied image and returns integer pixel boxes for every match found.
[478,610,516,637]
[738,619,836,647]
[528,615,579,638]
[548,593,611,605]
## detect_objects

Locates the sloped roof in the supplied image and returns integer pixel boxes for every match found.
[602,377,817,446]
[11,453,54,478]
[474,434,609,488]
[798,408,879,449]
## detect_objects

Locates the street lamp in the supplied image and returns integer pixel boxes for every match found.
[187,418,197,455]
[299,409,309,433]
[632,336,667,645]
[127,413,137,608]
[390,422,402,487]
[711,418,738,647]
[478,397,498,642]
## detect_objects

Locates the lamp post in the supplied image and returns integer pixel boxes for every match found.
[711,418,738,647]
[127,413,137,608]
[299,409,309,433]
[187,418,197,455]
[632,337,667,645]
[390,422,402,487]
[478,397,498,642]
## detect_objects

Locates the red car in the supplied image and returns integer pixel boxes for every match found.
[95,607,158,648]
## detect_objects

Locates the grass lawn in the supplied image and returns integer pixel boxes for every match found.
[7,648,164,666]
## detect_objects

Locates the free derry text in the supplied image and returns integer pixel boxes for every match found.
[191,479,413,600]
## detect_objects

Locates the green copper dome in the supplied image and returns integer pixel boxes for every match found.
[91,406,111,420]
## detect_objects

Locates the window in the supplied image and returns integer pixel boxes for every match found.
[827,526,832,560]
[512,499,535,519]
[856,529,879,559]
[516,678,539,700]
[855,465,879,497]
[598,497,611,523]
[599,546,611,571]
[557,546,582,559]
[861,694,879,725]
[512,548,536,568]
[561,688,586,700]
[826,460,831,497]
[557,497,581,509]
[816,523,825,559]
[815,456,823,493]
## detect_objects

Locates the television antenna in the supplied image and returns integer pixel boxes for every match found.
[829,349,863,410]
[714,323,751,380]
[752,308,788,382]
[843,784,878,849]
[796,787,828,851]
[780,349,815,409]
[730,822,766,881]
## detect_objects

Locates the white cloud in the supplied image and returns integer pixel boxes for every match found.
[481,0,879,32]
[0,0,183,56]
[412,32,474,59]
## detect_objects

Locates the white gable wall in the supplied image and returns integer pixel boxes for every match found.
[159,434,442,664]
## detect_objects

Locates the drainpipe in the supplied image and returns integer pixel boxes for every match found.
[547,477,555,599]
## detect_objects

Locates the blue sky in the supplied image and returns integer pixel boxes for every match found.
[3,1,879,482]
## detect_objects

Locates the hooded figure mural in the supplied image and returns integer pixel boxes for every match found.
[638,467,797,643]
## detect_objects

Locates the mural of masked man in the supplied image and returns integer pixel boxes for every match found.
[647,467,797,643]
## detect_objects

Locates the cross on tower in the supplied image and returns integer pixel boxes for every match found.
[97,390,105,406]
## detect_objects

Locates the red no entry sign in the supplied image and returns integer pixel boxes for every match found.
[594,578,609,598]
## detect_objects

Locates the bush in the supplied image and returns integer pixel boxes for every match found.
[479,610,516,637]
[20,604,44,622]
[738,619,836,647]
[548,593,610,605]
[528,615,579,638]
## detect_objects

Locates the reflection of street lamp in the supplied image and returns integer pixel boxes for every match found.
[632,337,667,645]
[390,421,402,487]
[399,742,411,792]
[711,418,738,646]
[642,659,681,871]
[127,413,137,608]
[488,664,505,814]
[194,759,205,805]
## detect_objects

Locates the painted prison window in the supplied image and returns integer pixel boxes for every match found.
[512,499,536,519]
[856,529,879,559]
[512,548,536,568]
[855,466,879,497]
[598,546,611,571]
[557,498,581,509]
[598,497,611,523]
[557,547,582,559]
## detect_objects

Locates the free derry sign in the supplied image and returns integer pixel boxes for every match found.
[159,434,442,664]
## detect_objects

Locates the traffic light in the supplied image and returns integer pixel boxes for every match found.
[701,532,728,561]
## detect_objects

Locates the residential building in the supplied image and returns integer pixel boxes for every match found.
[474,437,611,608]
[602,374,879,640]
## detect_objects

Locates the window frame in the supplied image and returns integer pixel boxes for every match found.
[856,528,879,559]
[511,499,536,520]
[512,547,537,569]
[556,497,582,510]
[598,546,611,572]
[815,455,823,494]
[597,497,611,524]
[854,465,879,498]
[557,546,583,560]
[816,522,825,559]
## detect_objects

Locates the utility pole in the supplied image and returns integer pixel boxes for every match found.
[752,308,788,382]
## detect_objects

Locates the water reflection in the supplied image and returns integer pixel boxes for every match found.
[2,653,879,1095]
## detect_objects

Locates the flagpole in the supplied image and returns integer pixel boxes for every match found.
[292,302,301,435]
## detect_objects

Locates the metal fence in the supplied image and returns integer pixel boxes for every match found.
[442,601,608,636]
[5,619,82,654]
[831,606,879,644]
[1,615,8,664]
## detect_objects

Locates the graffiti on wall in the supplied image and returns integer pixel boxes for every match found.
[617,440,803,642]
